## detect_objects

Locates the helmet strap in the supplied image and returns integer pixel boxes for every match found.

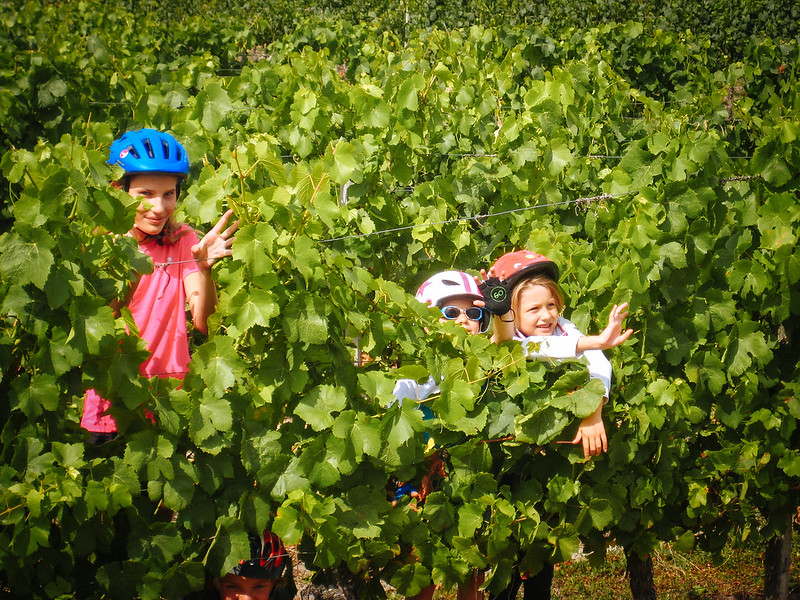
[133,225,166,245]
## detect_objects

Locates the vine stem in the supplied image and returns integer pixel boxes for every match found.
[0,484,58,518]
[417,351,534,406]
[23,167,40,192]
[0,503,25,519]
[230,147,247,217]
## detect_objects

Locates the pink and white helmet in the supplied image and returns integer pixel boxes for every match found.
[415,271,489,333]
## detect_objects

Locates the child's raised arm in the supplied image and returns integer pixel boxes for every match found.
[575,302,633,353]
[474,269,516,344]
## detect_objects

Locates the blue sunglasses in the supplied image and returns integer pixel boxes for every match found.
[440,305,484,322]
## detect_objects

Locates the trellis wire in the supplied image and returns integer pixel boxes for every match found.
[317,191,634,244]
[145,191,629,266]
[146,167,759,264]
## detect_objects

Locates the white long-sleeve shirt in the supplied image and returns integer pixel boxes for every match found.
[391,376,438,421]
[514,316,612,397]
[392,377,440,404]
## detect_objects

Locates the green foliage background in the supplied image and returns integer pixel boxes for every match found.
[1,1,799,598]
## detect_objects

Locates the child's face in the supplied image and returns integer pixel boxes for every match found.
[127,173,180,238]
[438,296,482,335]
[517,284,560,336]
[215,574,275,600]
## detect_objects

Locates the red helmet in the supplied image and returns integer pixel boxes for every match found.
[490,250,559,287]
[231,530,287,580]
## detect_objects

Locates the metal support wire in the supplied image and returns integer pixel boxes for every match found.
[317,191,633,244]
[720,174,762,183]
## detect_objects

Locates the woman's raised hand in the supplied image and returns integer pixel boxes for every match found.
[191,209,241,270]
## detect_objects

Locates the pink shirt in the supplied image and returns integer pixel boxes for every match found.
[81,226,200,432]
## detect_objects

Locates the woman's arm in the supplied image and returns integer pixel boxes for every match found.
[184,210,240,335]
[184,269,217,335]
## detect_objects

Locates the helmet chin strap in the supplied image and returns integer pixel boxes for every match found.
[134,225,166,245]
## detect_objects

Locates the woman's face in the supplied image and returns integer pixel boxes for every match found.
[215,574,275,600]
[516,284,560,337]
[126,173,180,240]
[438,296,482,335]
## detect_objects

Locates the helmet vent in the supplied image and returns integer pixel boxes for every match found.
[161,139,170,159]
[442,280,459,286]
[127,145,140,159]
[142,138,155,159]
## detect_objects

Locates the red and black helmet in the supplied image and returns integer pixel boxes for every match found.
[479,251,559,315]
[490,250,559,286]
[231,530,287,580]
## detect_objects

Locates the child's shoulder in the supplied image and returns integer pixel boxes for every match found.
[392,376,439,403]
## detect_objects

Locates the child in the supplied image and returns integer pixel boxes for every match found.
[180,529,296,600]
[392,270,489,499]
[392,270,488,600]
[479,250,632,600]
[481,250,631,457]
[81,128,239,443]
[394,271,490,396]
[394,270,491,414]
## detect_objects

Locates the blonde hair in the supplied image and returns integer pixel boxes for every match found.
[510,276,564,327]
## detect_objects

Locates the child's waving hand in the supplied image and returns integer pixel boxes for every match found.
[596,302,634,349]
[575,302,634,353]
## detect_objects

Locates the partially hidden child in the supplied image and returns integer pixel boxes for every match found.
[480,249,632,458]
[478,250,633,600]
[392,271,489,600]
[179,529,296,600]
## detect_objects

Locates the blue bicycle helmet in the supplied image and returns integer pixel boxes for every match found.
[107,128,190,178]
